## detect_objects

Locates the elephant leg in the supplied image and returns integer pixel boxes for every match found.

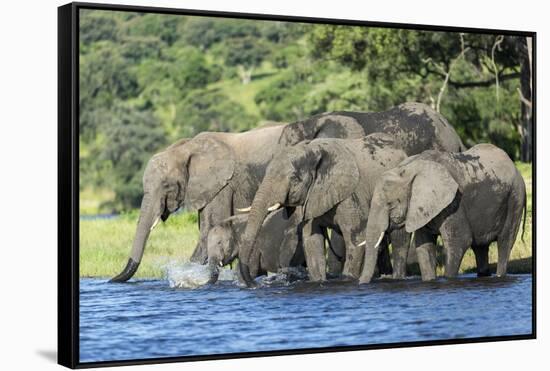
[440,233,471,278]
[389,228,410,279]
[414,230,437,281]
[472,244,491,277]
[190,186,233,264]
[376,239,393,276]
[189,208,209,264]
[327,229,345,276]
[439,210,472,278]
[496,239,513,277]
[302,219,327,282]
[496,193,524,277]
[341,227,364,279]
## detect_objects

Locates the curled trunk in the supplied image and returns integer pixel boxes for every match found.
[238,179,276,285]
[110,194,156,283]
[206,259,220,284]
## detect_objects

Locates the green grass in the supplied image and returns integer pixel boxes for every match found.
[80,163,533,279]
[79,187,115,215]
[80,211,198,279]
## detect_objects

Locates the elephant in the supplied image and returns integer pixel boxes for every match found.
[206,208,305,284]
[237,133,408,286]
[110,124,286,282]
[278,102,466,153]
[277,102,466,275]
[111,102,464,283]
[359,143,527,284]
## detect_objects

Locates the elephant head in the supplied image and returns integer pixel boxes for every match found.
[110,136,235,282]
[359,157,459,283]
[238,140,359,285]
[207,208,303,284]
[278,114,365,146]
[205,216,244,284]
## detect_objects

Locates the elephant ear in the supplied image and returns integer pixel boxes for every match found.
[304,141,360,219]
[405,160,458,233]
[314,114,365,139]
[183,136,235,210]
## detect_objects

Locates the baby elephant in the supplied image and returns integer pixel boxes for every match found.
[206,208,305,283]
[360,143,526,283]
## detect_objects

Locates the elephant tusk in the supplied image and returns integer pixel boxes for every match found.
[219,261,224,267]
[374,232,385,249]
[236,206,252,212]
[409,231,415,250]
[357,240,366,247]
[267,203,281,212]
[150,216,161,231]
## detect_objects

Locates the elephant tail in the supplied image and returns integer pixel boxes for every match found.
[521,192,527,243]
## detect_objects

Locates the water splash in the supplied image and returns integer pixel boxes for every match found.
[218,267,237,281]
[165,262,236,289]
[257,267,308,286]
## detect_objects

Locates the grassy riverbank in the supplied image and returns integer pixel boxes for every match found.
[80,212,199,279]
[80,163,533,279]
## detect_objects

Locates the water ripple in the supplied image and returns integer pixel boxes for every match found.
[80,274,532,363]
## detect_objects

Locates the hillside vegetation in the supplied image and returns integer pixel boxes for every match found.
[79,10,532,214]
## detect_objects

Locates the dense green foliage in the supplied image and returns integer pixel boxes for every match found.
[79,10,531,213]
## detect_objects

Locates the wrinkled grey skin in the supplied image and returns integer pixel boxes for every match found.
[278,102,466,276]
[110,125,285,282]
[206,208,305,284]
[238,133,407,286]
[279,102,466,153]
[112,102,465,282]
[359,144,526,284]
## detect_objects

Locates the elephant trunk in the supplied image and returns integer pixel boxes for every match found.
[239,178,282,284]
[359,193,389,284]
[110,193,157,283]
[207,259,221,284]
[359,238,382,284]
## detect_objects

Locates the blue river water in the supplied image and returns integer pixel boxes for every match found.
[79,274,532,363]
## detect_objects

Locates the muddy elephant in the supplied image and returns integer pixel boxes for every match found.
[359,144,527,284]
[238,133,407,286]
[278,102,466,275]
[279,102,466,153]
[110,125,285,282]
[111,102,465,282]
[206,208,305,284]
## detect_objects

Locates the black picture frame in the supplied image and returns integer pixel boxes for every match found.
[58,2,537,369]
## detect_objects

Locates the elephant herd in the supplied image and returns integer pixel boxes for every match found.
[110,102,527,287]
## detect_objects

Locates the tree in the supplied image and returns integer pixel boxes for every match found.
[216,36,271,84]
[174,89,257,137]
[101,105,166,210]
[309,26,532,161]
[518,37,533,162]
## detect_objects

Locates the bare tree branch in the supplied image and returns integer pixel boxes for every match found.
[426,33,470,112]
[490,35,504,103]
[421,52,520,90]
[447,72,520,88]
[517,87,532,108]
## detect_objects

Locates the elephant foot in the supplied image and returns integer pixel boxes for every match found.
[339,274,358,282]
[307,272,327,282]
[326,272,344,280]
[477,269,492,277]
[358,275,373,284]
